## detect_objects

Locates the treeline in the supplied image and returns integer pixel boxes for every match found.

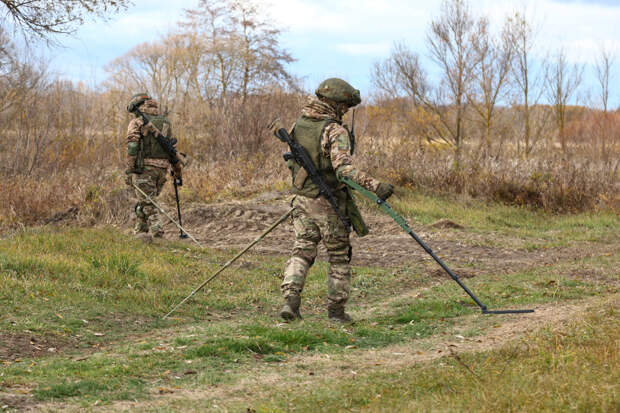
[370,1,618,160]
[0,0,618,229]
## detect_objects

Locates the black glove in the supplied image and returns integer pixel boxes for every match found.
[375,182,394,201]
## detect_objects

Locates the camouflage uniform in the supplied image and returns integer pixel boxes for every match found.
[126,98,175,237]
[132,165,168,235]
[281,94,382,320]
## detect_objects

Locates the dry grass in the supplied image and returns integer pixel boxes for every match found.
[357,134,619,212]
[0,86,618,230]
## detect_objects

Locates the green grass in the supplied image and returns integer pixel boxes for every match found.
[0,227,289,339]
[378,189,619,243]
[0,191,617,410]
[242,302,619,413]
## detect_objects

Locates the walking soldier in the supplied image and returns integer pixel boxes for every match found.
[124,93,183,241]
[279,78,394,323]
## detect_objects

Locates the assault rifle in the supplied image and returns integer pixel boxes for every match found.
[131,108,180,166]
[273,125,351,233]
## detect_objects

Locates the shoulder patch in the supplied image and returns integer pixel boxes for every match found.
[337,133,351,151]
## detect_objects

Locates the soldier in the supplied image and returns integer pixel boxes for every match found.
[279,78,394,323]
[124,93,182,242]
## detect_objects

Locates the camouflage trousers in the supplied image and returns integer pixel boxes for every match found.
[133,165,168,236]
[281,195,352,309]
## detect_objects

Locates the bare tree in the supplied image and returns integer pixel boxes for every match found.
[371,54,401,100]
[506,10,548,157]
[104,39,180,109]
[181,0,294,103]
[0,24,16,112]
[2,65,52,175]
[229,0,294,103]
[424,0,477,163]
[546,49,584,152]
[182,0,240,100]
[0,24,12,72]
[595,47,614,113]
[595,46,615,158]
[160,32,209,105]
[372,42,427,102]
[0,26,47,115]
[370,42,434,145]
[1,0,130,43]
[468,16,513,155]
[371,0,478,165]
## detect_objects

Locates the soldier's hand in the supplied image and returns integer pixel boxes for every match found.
[172,163,183,186]
[124,170,133,187]
[376,182,394,201]
[178,152,191,168]
[267,118,281,136]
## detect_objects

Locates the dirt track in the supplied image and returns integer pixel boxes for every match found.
[164,194,618,279]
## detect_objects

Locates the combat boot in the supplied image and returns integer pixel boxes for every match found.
[280,295,302,321]
[328,305,352,323]
[151,223,165,238]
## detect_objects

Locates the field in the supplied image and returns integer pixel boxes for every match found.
[2,0,620,410]
[1,189,618,412]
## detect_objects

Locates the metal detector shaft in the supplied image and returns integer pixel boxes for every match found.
[342,178,533,315]
[132,182,203,248]
[407,229,488,310]
[173,180,188,239]
[163,208,294,319]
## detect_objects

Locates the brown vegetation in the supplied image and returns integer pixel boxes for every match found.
[0,0,618,230]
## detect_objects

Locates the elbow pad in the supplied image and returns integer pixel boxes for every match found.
[128,142,139,156]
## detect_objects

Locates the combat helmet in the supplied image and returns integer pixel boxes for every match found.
[127,92,151,113]
[315,78,361,107]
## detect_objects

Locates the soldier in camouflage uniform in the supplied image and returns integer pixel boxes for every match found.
[124,93,182,241]
[280,78,394,323]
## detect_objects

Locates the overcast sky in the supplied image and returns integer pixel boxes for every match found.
[37,0,620,107]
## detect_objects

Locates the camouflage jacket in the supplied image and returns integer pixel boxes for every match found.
[300,96,380,193]
[126,99,171,170]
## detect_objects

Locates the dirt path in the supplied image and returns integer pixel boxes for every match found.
[33,294,618,412]
[164,196,618,278]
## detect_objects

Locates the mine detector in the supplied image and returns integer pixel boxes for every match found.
[156,118,533,318]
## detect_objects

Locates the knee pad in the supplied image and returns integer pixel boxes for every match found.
[135,205,146,219]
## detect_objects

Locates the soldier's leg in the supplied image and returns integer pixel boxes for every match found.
[280,207,320,320]
[133,168,159,235]
[147,167,168,238]
[322,213,353,322]
[133,203,149,234]
[281,208,320,297]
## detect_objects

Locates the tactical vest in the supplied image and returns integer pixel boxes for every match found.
[141,114,171,159]
[289,116,345,198]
